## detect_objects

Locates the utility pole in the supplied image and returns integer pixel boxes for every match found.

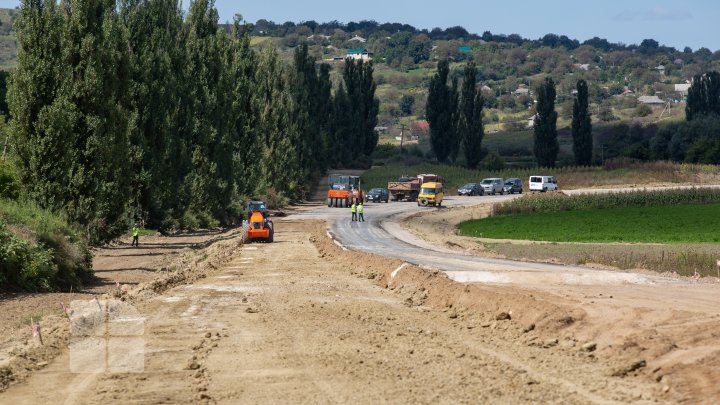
[399,124,405,153]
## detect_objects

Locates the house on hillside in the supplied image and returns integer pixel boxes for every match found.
[346,48,373,61]
[572,63,590,71]
[674,83,691,97]
[638,95,665,107]
[621,87,635,96]
[349,35,367,43]
[514,86,530,96]
[655,65,666,75]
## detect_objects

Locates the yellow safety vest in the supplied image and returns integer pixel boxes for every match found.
[357,204,363,213]
[132,227,139,237]
[351,204,357,213]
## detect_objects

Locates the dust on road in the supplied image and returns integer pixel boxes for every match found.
[0,220,669,404]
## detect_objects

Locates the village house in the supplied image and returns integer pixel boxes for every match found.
[638,95,666,107]
[346,48,373,61]
[348,35,367,43]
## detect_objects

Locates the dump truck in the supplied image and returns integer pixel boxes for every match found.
[387,174,444,202]
[242,200,274,243]
[327,174,363,208]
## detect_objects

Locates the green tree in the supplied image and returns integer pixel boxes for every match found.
[686,71,720,121]
[182,0,234,220]
[120,0,185,229]
[426,60,458,163]
[571,79,593,166]
[9,0,68,210]
[533,77,559,168]
[342,59,379,158]
[458,62,484,169]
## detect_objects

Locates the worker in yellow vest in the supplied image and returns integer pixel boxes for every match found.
[131,223,140,247]
[350,201,357,221]
[357,201,364,222]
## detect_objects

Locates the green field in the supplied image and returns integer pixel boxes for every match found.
[458,203,720,243]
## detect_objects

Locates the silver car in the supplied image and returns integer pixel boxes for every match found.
[480,178,504,195]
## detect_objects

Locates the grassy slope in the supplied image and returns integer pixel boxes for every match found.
[459,203,720,243]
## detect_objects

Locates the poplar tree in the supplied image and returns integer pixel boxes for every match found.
[686,71,720,121]
[9,0,68,210]
[120,0,184,228]
[183,0,233,219]
[533,77,559,168]
[571,79,593,166]
[426,60,458,163]
[342,59,379,159]
[458,62,484,169]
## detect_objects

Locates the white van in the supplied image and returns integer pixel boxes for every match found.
[529,175,558,192]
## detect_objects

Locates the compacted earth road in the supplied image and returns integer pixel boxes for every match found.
[0,194,718,403]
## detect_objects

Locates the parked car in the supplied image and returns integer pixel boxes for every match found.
[457,183,483,196]
[365,187,389,203]
[503,178,523,194]
[529,175,558,192]
[480,178,504,195]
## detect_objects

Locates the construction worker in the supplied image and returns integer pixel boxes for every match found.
[357,201,365,222]
[350,201,357,221]
[131,223,140,247]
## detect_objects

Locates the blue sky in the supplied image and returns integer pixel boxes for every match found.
[1,0,718,51]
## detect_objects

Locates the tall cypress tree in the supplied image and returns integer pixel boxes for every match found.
[57,0,131,242]
[686,71,720,121]
[533,77,559,168]
[329,82,353,166]
[342,59,379,159]
[426,60,457,163]
[9,0,69,210]
[571,79,593,166]
[255,48,298,196]
[228,16,258,198]
[120,0,184,229]
[458,62,484,169]
[183,0,234,219]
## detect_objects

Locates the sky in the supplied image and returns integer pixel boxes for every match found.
[1,0,718,51]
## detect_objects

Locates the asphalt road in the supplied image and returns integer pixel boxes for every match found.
[284,194,682,287]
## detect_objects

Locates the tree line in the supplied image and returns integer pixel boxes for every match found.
[426,60,593,169]
[8,0,378,244]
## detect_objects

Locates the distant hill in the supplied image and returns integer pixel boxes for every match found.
[0,8,18,69]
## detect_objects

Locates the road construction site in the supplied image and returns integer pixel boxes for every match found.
[1,190,719,404]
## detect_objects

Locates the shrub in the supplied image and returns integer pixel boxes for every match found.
[635,104,653,117]
[0,200,92,292]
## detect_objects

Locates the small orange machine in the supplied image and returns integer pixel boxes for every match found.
[243,200,274,243]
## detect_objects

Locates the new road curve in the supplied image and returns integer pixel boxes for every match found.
[284,193,684,288]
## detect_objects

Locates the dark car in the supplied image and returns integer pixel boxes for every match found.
[365,187,389,203]
[457,183,483,196]
[503,178,523,194]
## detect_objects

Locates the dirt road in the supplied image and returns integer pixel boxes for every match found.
[1,220,668,404]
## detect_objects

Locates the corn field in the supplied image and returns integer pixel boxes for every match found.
[492,188,720,216]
